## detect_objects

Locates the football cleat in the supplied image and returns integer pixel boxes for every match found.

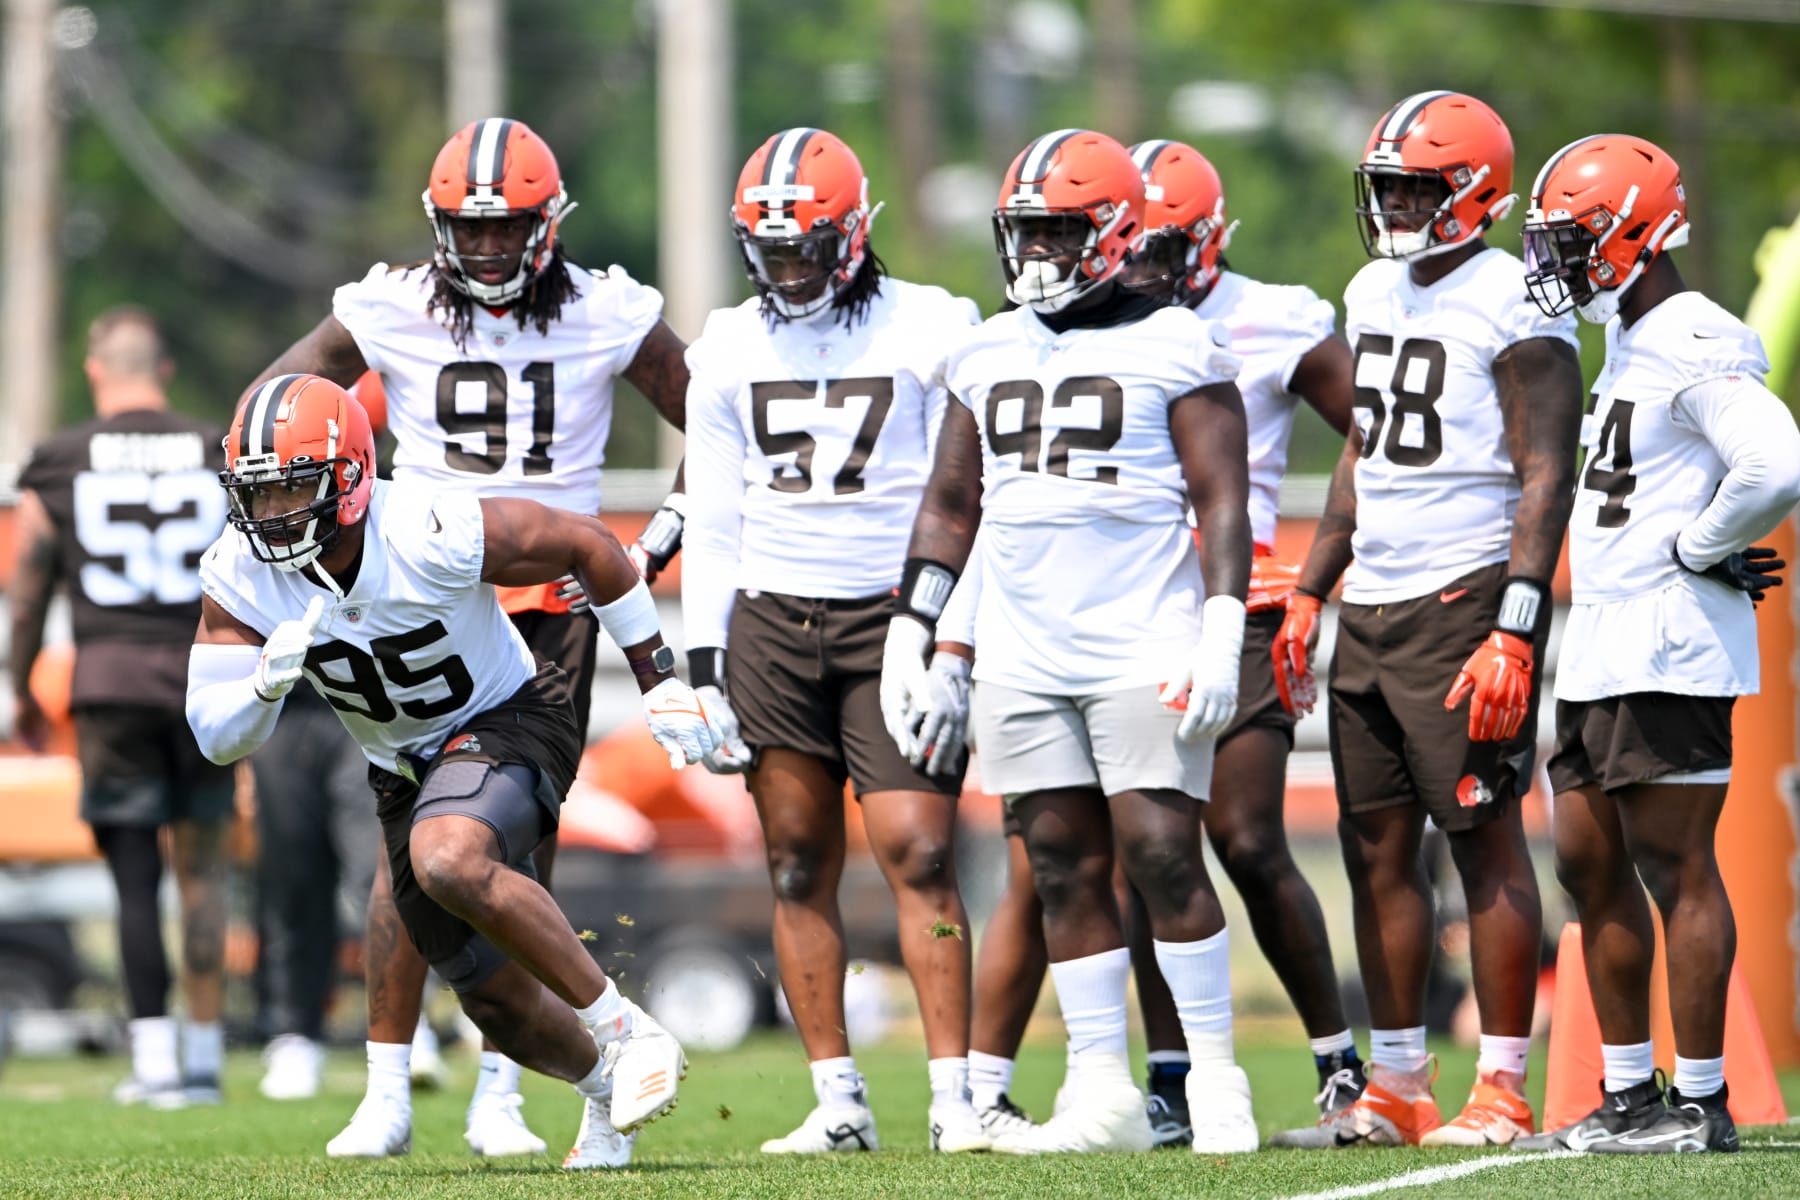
[258,1034,323,1101]
[602,1000,686,1133]
[112,1074,187,1110]
[465,1091,548,1156]
[992,1082,1153,1154]
[1267,1061,1440,1148]
[1315,1052,1366,1115]
[760,1102,880,1153]
[1590,1083,1738,1154]
[326,1093,412,1158]
[182,1074,223,1106]
[929,1103,992,1153]
[1147,1092,1192,1149]
[1420,1070,1534,1146]
[977,1094,1037,1141]
[1513,1075,1666,1152]
[562,1093,636,1169]
[1187,1064,1259,1154]
[409,1018,448,1091]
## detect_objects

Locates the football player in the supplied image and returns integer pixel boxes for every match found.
[676,127,988,1154]
[884,129,1257,1155]
[187,374,715,1169]
[948,140,1364,1147]
[244,118,689,1157]
[1510,136,1800,1154]
[1269,91,1586,1149]
[10,307,232,1108]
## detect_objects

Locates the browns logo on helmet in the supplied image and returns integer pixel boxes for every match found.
[1522,134,1689,324]
[1124,139,1238,304]
[732,127,882,323]
[993,129,1144,314]
[423,117,573,307]
[221,374,375,572]
[1354,91,1516,261]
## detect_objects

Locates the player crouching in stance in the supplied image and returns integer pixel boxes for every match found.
[885,129,1258,1154]
[1511,136,1800,1154]
[185,375,717,1169]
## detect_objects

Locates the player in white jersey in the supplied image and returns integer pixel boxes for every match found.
[883,129,1257,1156]
[1268,92,1586,1150]
[246,118,691,1155]
[672,127,987,1155]
[1510,136,1800,1155]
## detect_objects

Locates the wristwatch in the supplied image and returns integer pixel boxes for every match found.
[628,644,676,681]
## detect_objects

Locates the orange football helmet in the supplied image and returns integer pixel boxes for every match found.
[1354,91,1515,260]
[222,374,375,571]
[732,128,878,321]
[1125,139,1237,302]
[1523,134,1688,324]
[423,117,572,305]
[994,129,1144,313]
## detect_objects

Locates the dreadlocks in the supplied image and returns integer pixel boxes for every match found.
[415,243,580,351]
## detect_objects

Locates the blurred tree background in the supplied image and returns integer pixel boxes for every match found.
[36,0,1800,473]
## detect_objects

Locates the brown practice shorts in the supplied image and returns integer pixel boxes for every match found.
[1547,693,1735,794]
[1327,562,1545,833]
[368,662,582,978]
[727,589,963,797]
[507,607,599,742]
[73,704,236,828]
[1219,609,1297,747]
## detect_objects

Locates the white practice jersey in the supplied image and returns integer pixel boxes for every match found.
[199,480,536,772]
[1195,271,1337,548]
[681,280,981,647]
[333,261,664,514]
[1556,293,1771,701]
[1341,248,1579,604]
[948,304,1240,695]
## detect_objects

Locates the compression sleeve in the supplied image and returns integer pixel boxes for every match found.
[1671,374,1800,570]
[186,643,283,765]
[679,364,748,650]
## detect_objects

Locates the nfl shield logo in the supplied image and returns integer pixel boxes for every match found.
[340,605,364,624]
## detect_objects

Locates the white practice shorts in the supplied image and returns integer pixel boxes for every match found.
[971,680,1214,803]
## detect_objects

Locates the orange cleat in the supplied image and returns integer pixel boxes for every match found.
[1420,1070,1535,1147]
[1268,1061,1442,1148]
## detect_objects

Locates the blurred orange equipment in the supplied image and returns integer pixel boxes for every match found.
[351,369,388,436]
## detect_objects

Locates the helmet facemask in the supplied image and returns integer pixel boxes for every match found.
[222,454,359,572]
[1356,164,1512,261]
[994,202,1130,314]
[424,190,571,307]
[1523,194,1690,324]
[735,210,868,321]
[1121,228,1198,301]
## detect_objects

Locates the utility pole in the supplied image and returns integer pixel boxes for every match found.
[3,0,61,466]
[445,0,506,132]
[885,0,936,256]
[1092,0,1141,144]
[655,0,732,468]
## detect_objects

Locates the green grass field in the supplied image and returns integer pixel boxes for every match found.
[5,1034,1800,1198]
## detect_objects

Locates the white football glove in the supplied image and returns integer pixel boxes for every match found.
[880,616,933,759]
[1158,596,1246,743]
[642,677,719,769]
[695,684,751,775]
[255,595,324,701]
[911,651,971,776]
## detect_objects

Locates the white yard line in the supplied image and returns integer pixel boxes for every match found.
[1276,1150,1580,1200]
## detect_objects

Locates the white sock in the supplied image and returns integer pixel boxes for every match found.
[1310,1030,1356,1058]
[181,1020,222,1080]
[928,1056,973,1112]
[366,1041,412,1105]
[1476,1033,1531,1080]
[573,1052,609,1100]
[1145,1050,1191,1068]
[411,1013,439,1055]
[1152,931,1235,1068]
[472,1050,525,1104]
[1674,1054,1725,1099]
[1370,1026,1429,1076]
[968,1051,1014,1111]
[1602,1041,1655,1093]
[810,1056,866,1109]
[129,1016,179,1087]
[573,979,632,1043]
[1049,947,1131,1066]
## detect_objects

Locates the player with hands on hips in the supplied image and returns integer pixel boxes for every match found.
[186,375,711,1171]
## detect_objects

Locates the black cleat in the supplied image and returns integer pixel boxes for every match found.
[1146,1070,1192,1149]
[1314,1053,1366,1116]
[1513,1075,1666,1152]
[1591,1083,1738,1154]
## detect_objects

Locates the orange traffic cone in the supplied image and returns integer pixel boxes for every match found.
[1543,921,1787,1131]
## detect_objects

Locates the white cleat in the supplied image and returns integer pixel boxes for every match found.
[992,1083,1153,1154]
[1187,1064,1260,1154]
[326,1093,413,1158]
[465,1091,548,1156]
[977,1094,1038,1141]
[760,1102,880,1153]
[602,1000,687,1133]
[113,1075,187,1110]
[562,1094,636,1169]
[929,1103,993,1153]
[258,1034,324,1101]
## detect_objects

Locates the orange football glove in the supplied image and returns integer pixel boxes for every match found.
[1272,591,1322,717]
[1444,631,1533,742]
[1247,557,1302,614]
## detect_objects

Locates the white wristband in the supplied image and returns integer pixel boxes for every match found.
[1200,594,1247,660]
[594,578,662,648]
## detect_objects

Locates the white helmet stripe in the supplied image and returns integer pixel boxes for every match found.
[1130,139,1172,174]
[763,127,817,213]
[1014,128,1083,198]
[1531,134,1606,204]
[242,374,301,458]
[1379,90,1454,143]
[469,117,514,190]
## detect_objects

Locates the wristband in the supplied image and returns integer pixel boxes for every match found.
[689,646,726,691]
[897,558,957,623]
[1496,577,1548,637]
[594,578,662,648]
[637,494,687,566]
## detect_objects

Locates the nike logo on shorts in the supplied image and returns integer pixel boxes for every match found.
[1440,588,1469,603]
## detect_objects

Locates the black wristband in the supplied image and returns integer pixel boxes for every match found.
[689,646,726,691]
[1496,576,1548,637]
[897,558,958,623]
[637,500,686,570]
